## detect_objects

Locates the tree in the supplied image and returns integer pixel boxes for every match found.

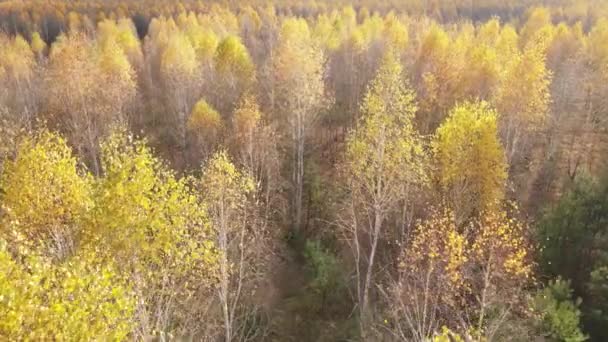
[414,23,461,133]
[0,34,39,128]
[341,49,427,336]
[200,151,256,342]
[391,205,532,340]
[273,18,328,231]
[0,130,91,260]
[0,241,135,340]
[230,94,282,218]
[30,31,47,58]
[232,94,262,170]
[432,101,507,223]
[45,33,135,174]
[537,175,608,341]
[494,34,552,165]
[187,98,223,164]
[91,128,218,338]
[520,7,552,48]
[583,19,608,131]
[470,207,533,339]
[391,207,468,341]
[213,35,255,116]
[533,278,587,342]
[159,29,202,161]
[182,15,218,67]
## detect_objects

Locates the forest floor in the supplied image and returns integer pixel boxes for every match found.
[264,234,356,342]
[267,244,310,341]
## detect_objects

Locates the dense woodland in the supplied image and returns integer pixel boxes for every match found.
[1,0,608,341]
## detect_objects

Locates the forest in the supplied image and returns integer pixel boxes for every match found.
[1,0,608,340]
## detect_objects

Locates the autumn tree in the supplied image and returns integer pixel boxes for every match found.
[30,32,47,59]
[390,207,467,341]
[0,130,91,260]
[181,13,218,68]
[91,128,218,338]
[213,35,255,116]
[0,241,135,340]
[341,49,427,337]
[273,18,329,231]
[201,151,261,342]
[414,23,460,132]
[45,33,136,174]
[187,98,223,164]
[230,94,282,218]
[432,101,507,223]
[520,7,552,48]
[0,130,134,340]
[494,33,552,165]
[391,205,532,340]
[583,19,608,132]
[159,28,202,161]
[0,34,40,128]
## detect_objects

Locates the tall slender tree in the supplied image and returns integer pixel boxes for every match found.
[273,18,328,231]
[341,49,427,337]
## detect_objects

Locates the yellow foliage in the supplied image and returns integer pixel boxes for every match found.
[520,7,552,48]
[478,18,501,46]
[161,31,199,76]
[94,129,217,274]
[345,50,427,208]
[98,37,135,85]
[472,208,533,281]
[185,22,218,63]
[215,35,255,82]
[0,35,35,81]
[280,17,313,45]
[98,19,140,57]
[496,24,519,63]
[233,94,262,139]
[239,5,262,32]
[433,101,507,221]
[433,326,465,342]
[0,242,134,340]
[274,17,327,130]
[200,150,255,228]
[188,99,223,133]
[401,204,533,334]
[313,14,342,51]
[355,14,384,50]
[0,131,92,259]
[404,208,469,299]
[588,19,608,79]
[494,39,552,130]
[384,15,409,51]
[30,32,47,56]
[420,23,450,63]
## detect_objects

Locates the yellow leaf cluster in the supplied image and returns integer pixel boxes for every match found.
[432,101,507,221]
[405,208,469,297]
[401,204,533,328]
[188,99,223,134]
[161,30,199,77]
[345,50,427,204]
[0,35,35,81]
[233,93,262,139]
[0,130,92,259]
[0,242,134,340]
[215,35,255,83]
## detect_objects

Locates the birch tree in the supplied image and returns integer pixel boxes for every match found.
[200,151,256,342]
[273,18,328,231]
[341,49,427,337]
[432,101,507,223]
